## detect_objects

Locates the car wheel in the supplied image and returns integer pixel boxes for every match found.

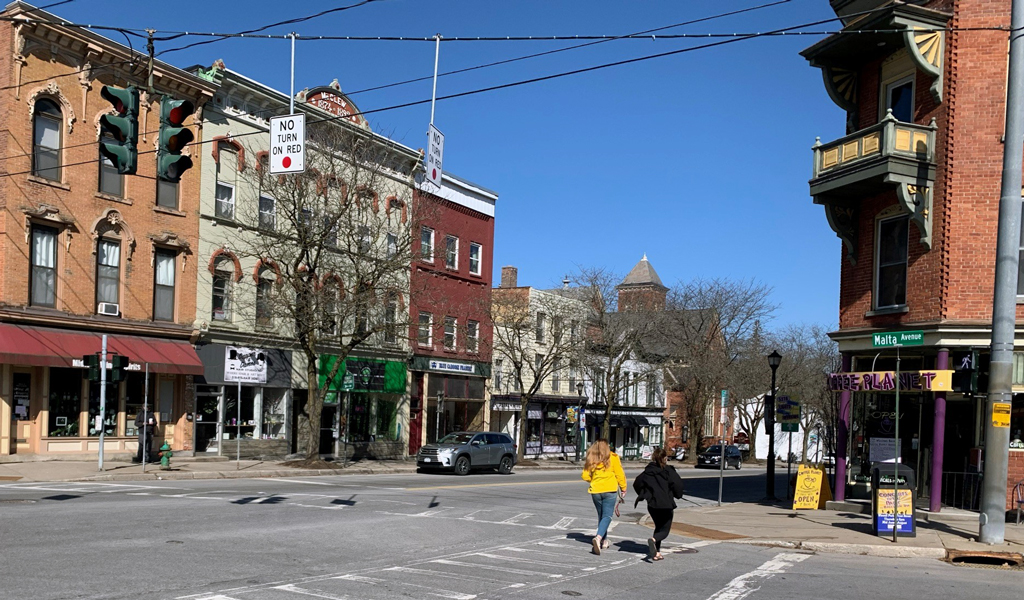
[735,461,742,470]
[454,455,471,476]
[498,455,514,474]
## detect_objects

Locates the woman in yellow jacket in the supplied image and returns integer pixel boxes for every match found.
[581,439,626,555]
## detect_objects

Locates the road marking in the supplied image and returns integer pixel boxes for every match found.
[542,516,576,529]
[706,552,811,600]
[500,512,532,524]
[273,584,350,599]
[291,503,345,510]
[431,559,563,577]
[385,566,499,584]
[337,572,476,600]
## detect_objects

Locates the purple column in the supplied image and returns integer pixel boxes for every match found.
[930,348,949,513]
[835,354,852,502]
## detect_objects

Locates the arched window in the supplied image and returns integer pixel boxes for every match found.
[33,99,62,181]
[255,267,275,328]
[212,257,235,321]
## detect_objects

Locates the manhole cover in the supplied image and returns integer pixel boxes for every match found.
[948,550,1024,569]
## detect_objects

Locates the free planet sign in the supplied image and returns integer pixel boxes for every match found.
[270,114,305,175]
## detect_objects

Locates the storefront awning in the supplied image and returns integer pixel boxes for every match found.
[0,323,204,375]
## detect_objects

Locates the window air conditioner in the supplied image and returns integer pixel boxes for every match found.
[97,302,120,316]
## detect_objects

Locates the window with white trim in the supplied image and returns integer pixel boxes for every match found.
[535,312,546,343]
[33,99,61,181]
[211,258,234,321]
[255,268,274,329]
[95,239,120,308]
[467,320,479,353]
[153,250,175,321]
[259,195,276,231]
[384,294,398,345]
[421,227,434,262]
[215,149,237,219]
[884,75,914,123]
[418,312,432,347]
[386,232,398,258]
[494,359,503,391]
[469,242,482,276]
[444,316,457,351]
[445,235,458,270]
[30,225,57,307]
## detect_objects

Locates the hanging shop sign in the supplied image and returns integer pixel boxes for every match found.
[826,370,953,392]
[320,355,406,394]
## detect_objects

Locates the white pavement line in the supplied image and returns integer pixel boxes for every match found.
[413,507,457,517]
[291,503,345,510]
[539,516,576,530]
[256,478,339,486]
[273,584,350,599]
[431,559,563,578]
[536,541,575,548]
[474,552,574,568]
[705,552,812,600]
[338,572,476,600]
[189,596,243,600]
[373,499,417,505]
[385,566,499,584]
[665,540,720,553]
[500,512,533,524]
[505,547,576,558]
[127,492,151,496]
[462,509,490,520]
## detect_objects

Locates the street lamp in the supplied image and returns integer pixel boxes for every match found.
[764,350,782,502]
[575,382,586,461]
[435,391,445,442]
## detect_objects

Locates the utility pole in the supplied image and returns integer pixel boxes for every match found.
[981,0,1024,545]
[97,334,108,472]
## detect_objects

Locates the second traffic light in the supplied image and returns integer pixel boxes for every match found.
[158,97,195,182]
[99,85,139,175]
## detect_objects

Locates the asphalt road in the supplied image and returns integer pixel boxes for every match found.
[0,465,1019,600]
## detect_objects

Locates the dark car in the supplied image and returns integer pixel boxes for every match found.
[416,431,517,475]
[696,445,742,470]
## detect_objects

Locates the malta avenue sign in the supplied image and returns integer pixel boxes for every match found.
[872,330,924,348]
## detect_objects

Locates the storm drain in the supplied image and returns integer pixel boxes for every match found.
[947,550,1024,569]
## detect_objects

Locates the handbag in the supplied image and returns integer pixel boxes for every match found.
[614,492,623,517]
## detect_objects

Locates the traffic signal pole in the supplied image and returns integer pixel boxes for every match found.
[981,0,1024,545]
[98,335,108,472]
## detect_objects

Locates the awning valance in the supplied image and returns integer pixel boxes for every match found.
[0,323,204,375]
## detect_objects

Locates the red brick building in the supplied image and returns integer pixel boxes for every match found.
[408,174,497,454]
[0,3,215,457]
[802,0,1023,510]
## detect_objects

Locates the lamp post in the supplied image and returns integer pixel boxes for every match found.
[764,350,782,502]
[435,391,445,442]
[575,382,586,461]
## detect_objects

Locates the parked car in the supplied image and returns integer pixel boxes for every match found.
[696,445,742,470]
[416,431,517,475]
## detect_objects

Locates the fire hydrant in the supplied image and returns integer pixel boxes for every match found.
[158,441,172,470]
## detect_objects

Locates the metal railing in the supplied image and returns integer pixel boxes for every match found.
[941,471,982,511]
[812,112,937,180]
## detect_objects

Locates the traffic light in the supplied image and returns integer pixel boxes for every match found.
[82,354,100,382]
[98,85,139,175]
[157,96,195,182]
[111,355,130,383]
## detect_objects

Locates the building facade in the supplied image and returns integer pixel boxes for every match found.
[409,174,497,454]
[188,63,420,459]
[802,0,1024,509]
[0,2,215,457]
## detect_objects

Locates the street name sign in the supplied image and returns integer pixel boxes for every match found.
[270,114,305,174]
[426,124,444,187]
[872,330,924,348]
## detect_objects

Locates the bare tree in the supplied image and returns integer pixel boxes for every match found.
[772,324,840,462]
[213,121,428,461]
[490,286,587,460]
[662,278,776,457]
[727,320,776,458]
[569,267,665,441]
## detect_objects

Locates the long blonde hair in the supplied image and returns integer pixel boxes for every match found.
[584,439,611,472]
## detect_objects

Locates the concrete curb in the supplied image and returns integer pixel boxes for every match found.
[734,538,948,559]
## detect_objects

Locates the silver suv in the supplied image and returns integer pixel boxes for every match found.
[416,431,517,475]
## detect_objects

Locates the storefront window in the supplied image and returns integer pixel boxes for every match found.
[349,394,372,442]
[376,398,398,441]
[223,385,256,439]
[125,372,153,437]
[262,388,287,439]
[48,367,81,437]
[87,380,118,437]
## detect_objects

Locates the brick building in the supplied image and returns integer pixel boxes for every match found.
[0,2,215,457]
[802,0,1024,510]
[409,174,497,453]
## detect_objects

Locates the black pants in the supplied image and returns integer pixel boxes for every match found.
[136,432,152,462]
[648,507,674,551]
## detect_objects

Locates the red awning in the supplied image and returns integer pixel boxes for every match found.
[0,323,204,375]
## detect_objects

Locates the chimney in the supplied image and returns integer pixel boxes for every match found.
[501,266,518,288]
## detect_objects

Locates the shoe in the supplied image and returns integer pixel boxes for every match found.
[591,536,601,555]
[602,539,611,549]
[647,538,657,558]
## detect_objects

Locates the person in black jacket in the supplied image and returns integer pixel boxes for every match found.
[632,447,685,560]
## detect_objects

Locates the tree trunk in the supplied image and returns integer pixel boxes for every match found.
[517,396,530,461]
[304,356,323,459]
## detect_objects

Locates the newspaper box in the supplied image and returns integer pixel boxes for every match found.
[871,463,916,538]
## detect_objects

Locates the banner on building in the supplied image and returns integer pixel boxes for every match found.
[224,346,268,383]
[827,370,953,392]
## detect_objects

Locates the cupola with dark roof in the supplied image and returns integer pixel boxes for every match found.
[616,254,668,312]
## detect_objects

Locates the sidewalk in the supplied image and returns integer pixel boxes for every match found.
[654,499,1024,561]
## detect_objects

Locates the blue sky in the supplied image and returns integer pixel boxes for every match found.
[52,0,846,329]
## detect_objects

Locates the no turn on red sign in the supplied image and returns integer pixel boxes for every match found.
[270,114,305,175]
[425,123,444,187]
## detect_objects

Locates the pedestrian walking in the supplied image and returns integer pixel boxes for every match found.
[133,407,156,464]
[632,446,685,561]
[581,439,626,555]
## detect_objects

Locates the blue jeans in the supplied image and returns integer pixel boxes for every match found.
[591,492,618,538]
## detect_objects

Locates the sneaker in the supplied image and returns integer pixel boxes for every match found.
[602,539,611,549]
[647,538,657,558]
[591,536,601,555]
